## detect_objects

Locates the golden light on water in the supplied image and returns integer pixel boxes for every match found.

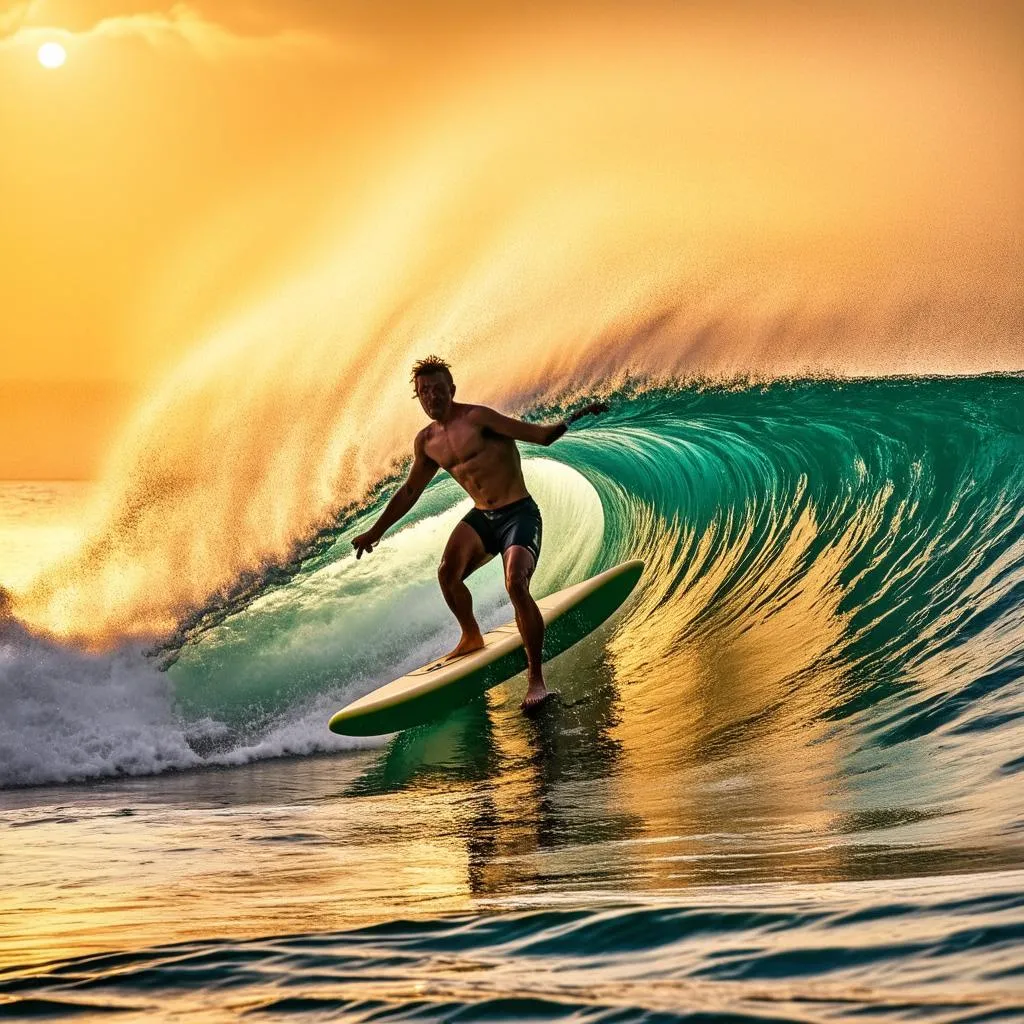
[36,42,66,68]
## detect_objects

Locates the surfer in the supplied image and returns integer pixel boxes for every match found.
[352,356,608,711]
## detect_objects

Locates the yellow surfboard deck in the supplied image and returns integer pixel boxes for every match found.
[329,559,643,736]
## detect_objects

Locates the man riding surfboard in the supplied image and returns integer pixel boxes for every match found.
[352,356,608,711]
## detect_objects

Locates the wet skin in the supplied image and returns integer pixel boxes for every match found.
[352,371,608,711]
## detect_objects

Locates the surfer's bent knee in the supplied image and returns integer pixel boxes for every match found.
[437,558,462,590]
[504,566,533,598]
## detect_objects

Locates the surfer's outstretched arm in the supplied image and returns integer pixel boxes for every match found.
[352,432,438,558]
[470,401,609,446]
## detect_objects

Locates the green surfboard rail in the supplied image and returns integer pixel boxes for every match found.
[329,559,643,736]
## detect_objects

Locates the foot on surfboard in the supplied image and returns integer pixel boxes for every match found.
[521,686,559,714]
[442,634,485,662]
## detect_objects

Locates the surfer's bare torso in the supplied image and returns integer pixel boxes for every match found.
[418,403,531,509]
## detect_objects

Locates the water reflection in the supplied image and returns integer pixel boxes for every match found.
[346,697,500,796]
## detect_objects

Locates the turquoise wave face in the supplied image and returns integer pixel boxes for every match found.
[167,375,1023,840]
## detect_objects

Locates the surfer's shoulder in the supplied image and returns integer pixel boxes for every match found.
[463,403,493,425]
[414,424,434,453]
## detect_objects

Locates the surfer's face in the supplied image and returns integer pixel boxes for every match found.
[415,372,455,420]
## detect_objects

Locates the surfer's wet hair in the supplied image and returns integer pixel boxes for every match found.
[410,355,454,395]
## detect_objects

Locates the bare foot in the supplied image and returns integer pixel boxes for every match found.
[520,678,556,712]
[443,631,485,661]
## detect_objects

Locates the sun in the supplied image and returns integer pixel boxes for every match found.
[37,42,67,69]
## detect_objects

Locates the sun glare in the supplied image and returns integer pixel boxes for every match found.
[37,42,66,69]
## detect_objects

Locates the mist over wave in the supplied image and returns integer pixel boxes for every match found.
[10,21,1022,643]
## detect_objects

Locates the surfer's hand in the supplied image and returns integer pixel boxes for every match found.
[352,530,381,559]
[570,401,609,423]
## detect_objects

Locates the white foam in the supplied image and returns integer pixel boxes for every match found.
[0,618,199,788]
[0,616,388,788]
[0,459,606,788]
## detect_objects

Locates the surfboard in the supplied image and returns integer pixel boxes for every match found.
[328,559,644,736]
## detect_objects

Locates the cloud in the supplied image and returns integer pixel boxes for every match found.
[88,3,340,60]
[0,1,370,63]
[0,1,37,34]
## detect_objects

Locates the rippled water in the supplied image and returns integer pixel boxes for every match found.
[2,753,1022,1021]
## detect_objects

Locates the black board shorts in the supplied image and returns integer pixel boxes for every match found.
[461,495,543,565]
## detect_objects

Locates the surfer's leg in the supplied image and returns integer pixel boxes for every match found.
[438,521,491,659]
[503,546,549,710]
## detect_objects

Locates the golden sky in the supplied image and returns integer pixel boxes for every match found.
[1,1,1022,478]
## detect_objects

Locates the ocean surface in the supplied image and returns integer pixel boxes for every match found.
[2,376,1023,1021]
